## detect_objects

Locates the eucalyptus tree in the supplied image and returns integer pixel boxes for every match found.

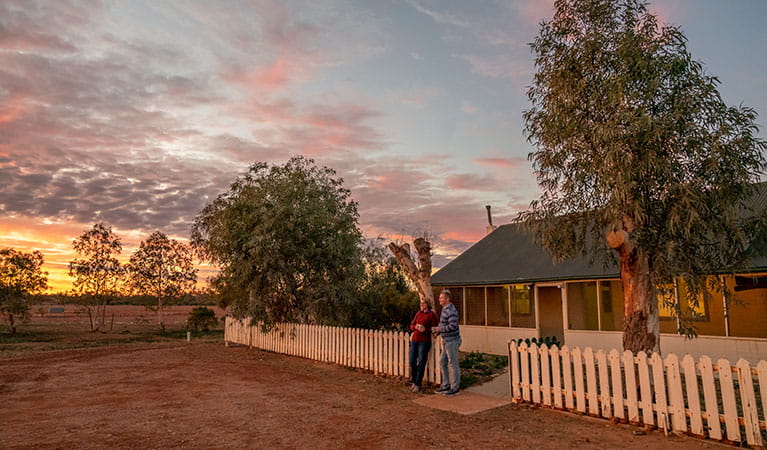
[0,248,48,335]
[127,231,197,331]
[520,0,767,352]
[69,223,124,332]
[191,156,365,328]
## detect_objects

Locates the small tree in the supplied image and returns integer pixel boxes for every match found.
[191,156,365,328]
[520,0,767,353]
[185,306,218,332]
[69,223,123,332]
[127,231,197,331]
[0,248,48,335]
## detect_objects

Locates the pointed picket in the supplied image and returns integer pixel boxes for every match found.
[622,350,638,424]
[636,352,654,426]
[531,344,542,404]
[736,359,762,447]
[540,345,552,406]
[572,347,586,413]
[664,353,686,432]
[520,343,531,402]
[651,352,669,432]
[561,346,574,410]
[699,356,721,440]
[758,361,767,434]
[609,349,624,420]
[682,355,703,436]
[717,358,740,442]
[510,342,521,400]
[584,347,599,415]
[597,349,612,418]
[550,346,563,409]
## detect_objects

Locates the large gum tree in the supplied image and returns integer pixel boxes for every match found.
[191,156,365,328]
[520,0,767,353]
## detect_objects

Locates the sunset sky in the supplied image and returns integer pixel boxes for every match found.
[1,0,766,292]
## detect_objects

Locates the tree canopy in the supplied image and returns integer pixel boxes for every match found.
[191,156,366,327]
[519,0,767,352]
[0,248,48,335]
[127,231,197,331]
[68,223,123,332]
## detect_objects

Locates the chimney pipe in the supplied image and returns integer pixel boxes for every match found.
[485,205,496,235]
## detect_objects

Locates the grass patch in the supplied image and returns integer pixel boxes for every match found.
[459,351,508,389]
[0,307,224,356]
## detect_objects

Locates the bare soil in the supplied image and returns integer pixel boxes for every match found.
[0,340,724,449]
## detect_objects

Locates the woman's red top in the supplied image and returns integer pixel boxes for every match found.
[409,309,439,342]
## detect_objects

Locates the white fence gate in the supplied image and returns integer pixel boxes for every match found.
[509,341,767,446]
[225,317,443,384]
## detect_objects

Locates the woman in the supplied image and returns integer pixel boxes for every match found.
[408,299,439,393]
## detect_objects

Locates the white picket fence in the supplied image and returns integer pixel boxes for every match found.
[509,341,767,446]
[225,317,444,384]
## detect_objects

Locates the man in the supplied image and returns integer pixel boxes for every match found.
[434,289,461,396]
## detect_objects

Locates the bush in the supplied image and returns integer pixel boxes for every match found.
[185,307,218,332]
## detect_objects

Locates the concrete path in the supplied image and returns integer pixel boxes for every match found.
[465,369,510,399]
[413,370,512,415]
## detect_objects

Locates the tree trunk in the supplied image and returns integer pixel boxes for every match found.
[388,238,434,306]
[158,297,164,332]
[8,312,16,336]
[608,228,660,354]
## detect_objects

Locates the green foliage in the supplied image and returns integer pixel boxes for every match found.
[127,231,198,330]
[0,248,48,335]
[68,223,123,332]
[459,352,508,389]
[185,306,218,332]
[69,223,123,295]
[191,156,365,328]
[520,0,767,336]
[347,240,419,331]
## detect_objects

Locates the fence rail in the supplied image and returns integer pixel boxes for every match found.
[509,341,767,446]
[225,317,443,384]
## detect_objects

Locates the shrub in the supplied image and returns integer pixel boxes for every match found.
[185,307,218,332]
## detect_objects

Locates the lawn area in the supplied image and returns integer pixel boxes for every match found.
[0,304,225,355]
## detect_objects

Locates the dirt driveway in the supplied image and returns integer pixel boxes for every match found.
[0,342,721,449]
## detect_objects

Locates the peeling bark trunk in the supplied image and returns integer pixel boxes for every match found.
[608,225,660,354]
[387,238,434,306]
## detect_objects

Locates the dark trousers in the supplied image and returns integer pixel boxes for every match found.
[409,340,432,387]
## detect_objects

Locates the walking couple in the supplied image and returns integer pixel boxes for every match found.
[408,289,461,396]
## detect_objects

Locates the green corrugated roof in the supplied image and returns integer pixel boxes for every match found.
[432,223,618,286]
[433,183,767,286]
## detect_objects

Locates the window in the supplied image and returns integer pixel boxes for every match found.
[567,282,598,330]
[510,284,535,328]
[465,287,485,326]
[486,286,509,327]
[599,280,624,331]
[511,285,531,314]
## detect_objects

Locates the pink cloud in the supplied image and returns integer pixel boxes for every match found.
[517,0,555,23]
[473,157,526,169]
[446,173,504,191]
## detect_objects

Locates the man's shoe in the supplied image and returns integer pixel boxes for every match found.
[444,389,460,396]
[434,387,450,394]
[412,386,421,393]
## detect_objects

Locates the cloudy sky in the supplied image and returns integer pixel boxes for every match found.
[2,0,766,291]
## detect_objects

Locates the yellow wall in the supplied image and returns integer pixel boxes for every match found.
[727,275,767,338]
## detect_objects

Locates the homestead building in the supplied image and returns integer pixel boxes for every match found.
[431,195,767,362]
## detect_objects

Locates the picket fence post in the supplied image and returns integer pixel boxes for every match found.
[718,358,740,442]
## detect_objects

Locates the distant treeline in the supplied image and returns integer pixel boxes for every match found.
[34,292,216,307]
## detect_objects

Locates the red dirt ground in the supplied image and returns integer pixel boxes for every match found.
[0,341,724,449]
